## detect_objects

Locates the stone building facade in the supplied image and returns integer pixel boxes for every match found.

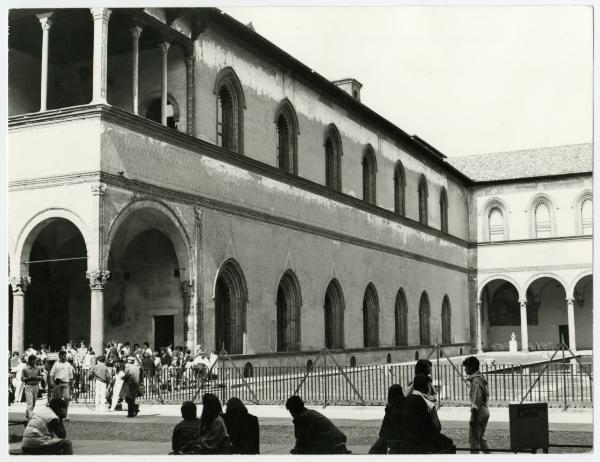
[7,8,592,364]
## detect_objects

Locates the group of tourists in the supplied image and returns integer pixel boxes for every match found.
[13,340,491,455]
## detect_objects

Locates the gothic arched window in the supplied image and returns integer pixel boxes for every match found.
[440,187,448,233]
[362,146,377,205]
[418,174,428,225]
[275,99,299,174]
[324,125,343,191]
[362,283,379,347]
[214,67,245,154]
[394,162,406,216]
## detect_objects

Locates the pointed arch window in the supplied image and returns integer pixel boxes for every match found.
[362,146,377,205]
[324,279,344,349]
[394,289,408,346]
[324,125,342,191]
[276,271,302,352]
[394,162,406,216]
[419,291,431,345]
[275,99,299,175]
[440,187,448,233]
[418,174,428,225]
[214,67,245,154]
[488,207,504,241]
[581,198,592,235]
[441,295,451,344]
[534,201,552,238]
[362,283,379,348]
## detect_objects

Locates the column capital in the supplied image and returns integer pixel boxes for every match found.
[566,296,574,303]
[87,270,110,290]
[159,41,171,53]
[91,182,107,196]
[476,300,482,307]
[90,7,112,23]
[36,12,53,30]
[130,24,143,40]
[519,298,527,306]
[9,276,31,295]
[185,54,195,67]
[180,279,196,296]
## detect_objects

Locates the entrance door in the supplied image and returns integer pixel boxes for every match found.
[154,316,174,351]
[558,325,569,347]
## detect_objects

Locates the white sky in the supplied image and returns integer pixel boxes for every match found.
[223,6,593,157]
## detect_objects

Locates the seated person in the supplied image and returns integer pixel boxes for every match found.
[177,393,232,454]
[285,395,350,455]
[21,398,73,455]
[370,384,409,454]
[171,401,202,454]
[404,374,454,454]
[224,397,260,454]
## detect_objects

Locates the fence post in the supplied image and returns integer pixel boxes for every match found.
[323,347,328,408]
[435,340,441,408]
[561,338,567,411]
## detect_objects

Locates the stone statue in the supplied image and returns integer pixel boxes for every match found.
[511,332,516,341]
[509,332,518,352]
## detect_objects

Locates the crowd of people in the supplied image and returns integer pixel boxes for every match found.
[11,339,491,455]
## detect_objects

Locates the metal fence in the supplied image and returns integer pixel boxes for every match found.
[65,360,592,408]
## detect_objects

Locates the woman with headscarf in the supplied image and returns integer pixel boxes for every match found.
[369,384,409,454]
[184,393,232,454]
[224,397,260,454]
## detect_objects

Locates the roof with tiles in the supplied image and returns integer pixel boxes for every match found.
[446,143,593,182]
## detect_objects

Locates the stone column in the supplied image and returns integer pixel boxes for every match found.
[566,297,577,352]
[181,280,196,350]
[130,25,143,115]
[86,270,110,355]
[90,8,112,104]
[519,299,529,352]
[10,277,30,353]
[36,13,53,112]
[185,53,195,135]
[159,41,170,126]
[475,301,483,354]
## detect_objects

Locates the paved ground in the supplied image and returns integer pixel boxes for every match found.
[8,403,593,455]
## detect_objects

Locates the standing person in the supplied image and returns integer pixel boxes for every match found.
[224,397,260,454]
[22,355,43,420]
[285,395,350,454]
[143,342,153,357]
[49,350,74,419]
[88,355,111,412]
[82,347,96,372]
[122,357,142,417]
[142,353,156,395]
[121,342,131,360]
[10,351,21,369]
[25,344,37,358]
[109,364,126,412]
[21,398,73,455]
[11,356,27,405]
[463,356,490,454]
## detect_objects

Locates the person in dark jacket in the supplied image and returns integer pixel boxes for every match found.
[404,360,437,398]
[286,395,350,455]
[370,384,409,454]
[224,397,260,454]
[463,356,490,454]
[171,401,202,454]
[122,357,142,417]
[404,374,454,454]
[178,393,232,454]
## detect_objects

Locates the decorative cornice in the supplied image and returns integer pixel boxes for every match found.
[86,270,110,289]
[477,234,592,247]
[9,276,31,295]
[8,104,470,248]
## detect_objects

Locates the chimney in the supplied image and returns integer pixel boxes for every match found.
[332,78,363,102]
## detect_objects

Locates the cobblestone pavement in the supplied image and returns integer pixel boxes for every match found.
[8,418,592,454]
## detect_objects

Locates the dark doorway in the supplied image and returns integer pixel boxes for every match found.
[558,325,569,347]
[154,315,174,351]
[146,98,176,129]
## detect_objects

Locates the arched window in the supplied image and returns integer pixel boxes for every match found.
[144,93,180,129]
[362,283,379,347]
[394,288,408,346]
[488,207,505,241]
[440,187,448,233]
[441,295,451,344]
[275,99,299,174]
[362,146,377,205]
[394,161,406,216]
[581,198,592,235]
[324,279,344,349]
[214,259,247,354]
[324,124,343,191]
[418,174,428,225]
[214,67,245,154]
[534,201,552,238]
[419,291,431,345]
[276,270,302,352]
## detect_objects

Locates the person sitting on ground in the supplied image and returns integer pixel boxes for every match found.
[21,398,73,455]
[369,384,409,454]
[404,374,454,454]
[404,359,437,398]
[171,401,202,454]
[224,397,260,454]
[179,393,232,454]
[286,395,350,455]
